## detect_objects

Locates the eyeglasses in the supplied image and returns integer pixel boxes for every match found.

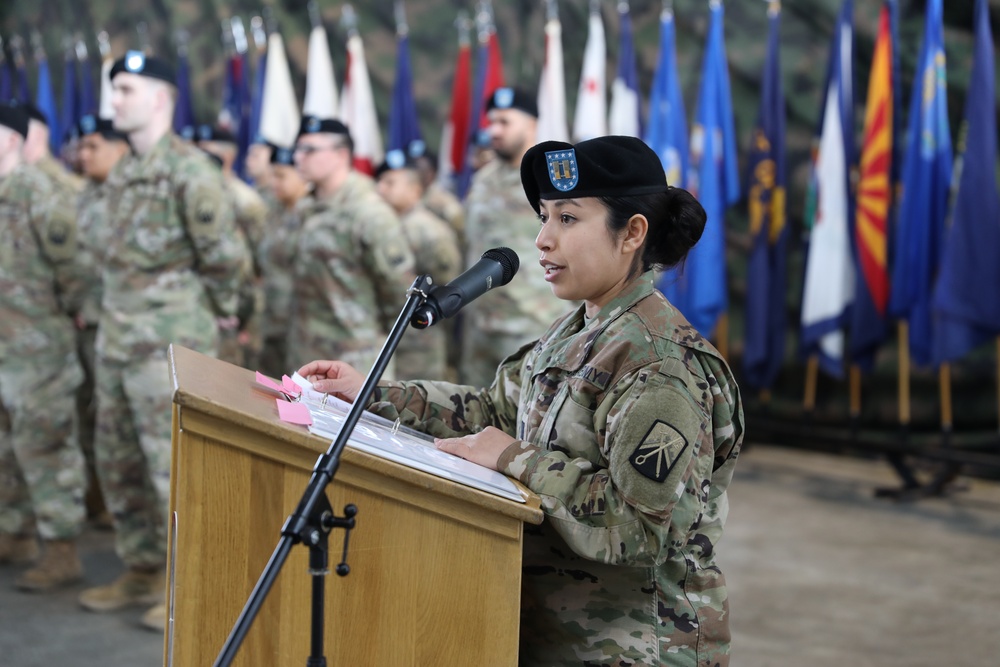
[293,144,341,156]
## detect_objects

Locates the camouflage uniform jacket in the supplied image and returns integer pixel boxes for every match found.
[463,158,569,337]
[97,133,245,362]
[394,203,462,380]
[423,180,465,249]
[35,155,86,194]
[370,274,745,666]
[0,163,83,361]
[288,171,415,371]
[257,197,308,339]
[76,179,115,326]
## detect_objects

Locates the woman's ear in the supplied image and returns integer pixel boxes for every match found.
[622,214,649,254]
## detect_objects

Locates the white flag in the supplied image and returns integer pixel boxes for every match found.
[536,18,569,142]
[259,32,301,148]
[572,10,607,141]
[99,55,114,120]
[303,25,339,119]
[340,33,383,173]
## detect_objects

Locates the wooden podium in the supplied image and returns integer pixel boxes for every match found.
[165,345,543,666]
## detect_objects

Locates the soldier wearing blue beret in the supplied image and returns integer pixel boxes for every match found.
[299,135,745,667]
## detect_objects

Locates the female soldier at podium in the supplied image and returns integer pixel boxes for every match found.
[300,135,745,667]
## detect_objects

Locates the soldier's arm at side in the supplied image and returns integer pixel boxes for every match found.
[177,159,246,317]
[34,177,85,316]
[361,203,417,329]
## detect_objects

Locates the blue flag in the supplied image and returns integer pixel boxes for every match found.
[234,54,251,180]
[77,53,96,119]
[456,38,491,199]
[60,54,78,144]
[644,8,688,189]
[15,57,30,103]
[34,56,61,156]
[388,33,423,153]
[174,50,195,137]
[608,3,642,137]
[249,50,266,143]
[0,59,10,102]
[800,0,855,378]
[887,0,952,367]
[662,1,740,338]
[743,5,787,390]
[931,0,1000,364]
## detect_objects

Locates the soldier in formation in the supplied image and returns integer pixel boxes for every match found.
[375,148,462,380]
[257,145,310,377]
[0,103,88,593]
[460,87,570,387]
[74,114,131,526]
[287,117,415,376]
[76,52,245,632]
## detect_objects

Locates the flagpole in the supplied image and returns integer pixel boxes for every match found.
[897,321,910,429]
[938,363,952,447]
[803,354,818,416]
[997,337,1000,434]
[849,364,861,441]
[714,313,729,360]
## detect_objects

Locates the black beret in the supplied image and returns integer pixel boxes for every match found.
[374,148,419,178]
[200,148,224,170]
[20,102,49,126]
[485,87,538,119]
[77,114,129,143]
[270,145,295,166]
[0,103,29,138]
[110,51,176,86]
[520,136,669,214]
[197,124,236,144]
[298,116,351,139]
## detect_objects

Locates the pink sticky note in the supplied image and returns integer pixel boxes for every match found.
[255,371,285,393]
[281,375,302,396]
[277,400,312,426]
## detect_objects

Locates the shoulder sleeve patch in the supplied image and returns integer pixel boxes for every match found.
[629,420,689,483]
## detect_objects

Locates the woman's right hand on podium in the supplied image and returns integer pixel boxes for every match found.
[298,360,365,403]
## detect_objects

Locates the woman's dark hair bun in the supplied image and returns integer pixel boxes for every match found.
[645,186,706,269]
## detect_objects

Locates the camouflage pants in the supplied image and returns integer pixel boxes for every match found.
[258,335,288,379]
[458,330,535,389]
[0,354,86,540]
[92,354,173,569]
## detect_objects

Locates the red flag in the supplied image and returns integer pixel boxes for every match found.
[479,32,505,130]
[443,39,472,178]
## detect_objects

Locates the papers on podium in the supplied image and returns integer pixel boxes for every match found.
[290,374,526,503]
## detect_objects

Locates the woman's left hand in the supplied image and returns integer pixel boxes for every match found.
[435,426,517,471]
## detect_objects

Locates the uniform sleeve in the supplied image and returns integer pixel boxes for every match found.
[32,177,84,315]
[496,365,722,567]
[358,201,416,330]
[177,159,247,317]
[369,346,528,438]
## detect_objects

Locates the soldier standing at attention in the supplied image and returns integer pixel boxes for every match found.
[288,117,415,376]
[299,136,745,667]
[77,52,245,632]
[21,102,86,192]
[257,146,310,378]
[375,149,462,380]
[408,142,465,252]
[460,87,569,387]
[197,124,269,369]
[74,115,131,526]
[0,104,88,592]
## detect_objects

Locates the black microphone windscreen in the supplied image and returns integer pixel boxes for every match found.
[481,247,519,285]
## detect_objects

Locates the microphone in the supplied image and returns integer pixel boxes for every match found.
[411,247,519,329]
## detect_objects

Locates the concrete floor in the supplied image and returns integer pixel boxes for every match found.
[1,444,999,667]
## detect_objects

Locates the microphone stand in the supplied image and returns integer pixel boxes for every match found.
[213,274,435,667]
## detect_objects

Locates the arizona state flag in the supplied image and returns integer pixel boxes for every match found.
[850,1,898,370]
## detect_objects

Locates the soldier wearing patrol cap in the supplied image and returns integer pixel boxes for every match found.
[77,51,246,631]
[74,114,131,528]
[256,145,310,377]
[197,123,269,370]
[460,86,570,387]
[0,102,89,593]
[375,148,461,380]
[298,135,744,667]
[287,116,415,376]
